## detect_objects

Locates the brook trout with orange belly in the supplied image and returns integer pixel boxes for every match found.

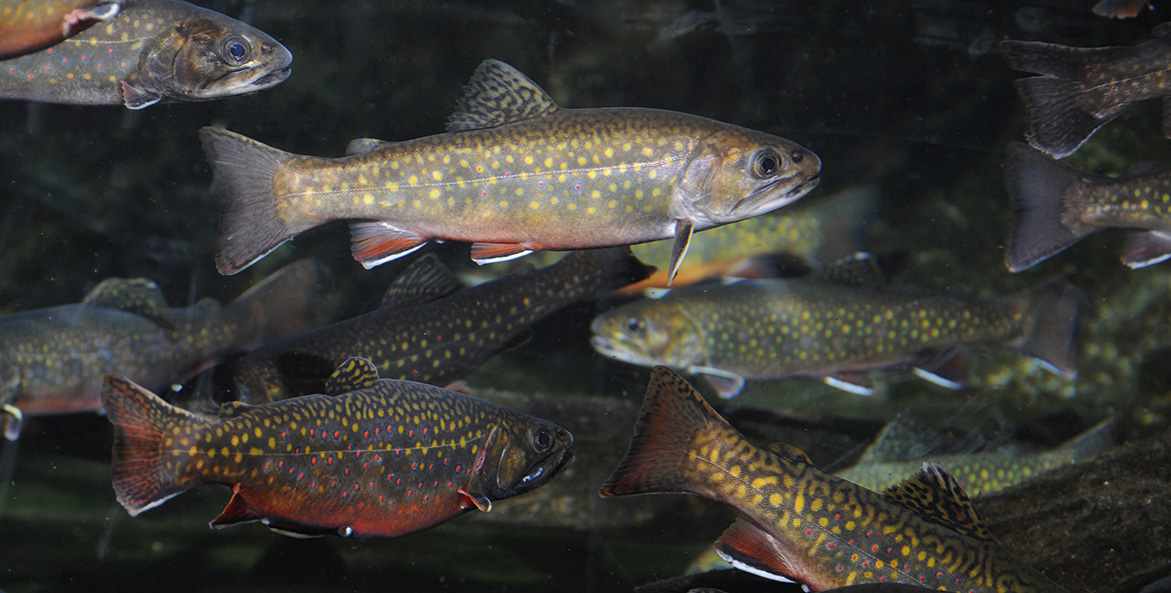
[199,59,821,282]
[102,357,574,538]
[600,367,1068,593]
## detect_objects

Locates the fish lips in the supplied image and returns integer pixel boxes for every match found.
[730,172,821,216]
[513,448,576,495]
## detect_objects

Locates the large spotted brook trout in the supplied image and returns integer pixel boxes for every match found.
[600,367,1068,593]
[0,0,292,108]
[199,59,821,281]
[102,357,574,538]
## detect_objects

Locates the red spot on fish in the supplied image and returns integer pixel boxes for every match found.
[409,430,414,437]
[310,482,317,489]
[278,460,284,468]
[330,480,336,488]
[311,457,316,465]
[455,465,461,472]
[281,431,286,438]
[574,184,580,189]
[265,462,270,468]
[327,457,333,465]
[396,478,401,485]
[504,172,509,177]
[363,462,369,469]
[334,431,340,438]
[443,458,449,465]
[44,66,50,71]
[107,48,112,53]
[937,573,943,578]
[364,431,369,438]
[354,483,359,490]
[120,61,126,67]
[424,495,429,501]
[417,482,423,488]
[62,58,67,64]
[294,448,301,454]
[828,542,835,549]
[447,481,453,487]
[538,181,543,186]
[310,429,315,436]
[80,56,86,61]
[872,545,879,552]
[298,472,305,480]
[407,490,412,496]
[880,578,886,582]
[919,577,925,581]
[806,529,813,535]
[904,565,910,570]
[288,468,294,474]
[849,540,855,545]
[837,565,843,571]
[428,464,433,470]
[482,191,487,196]
[423,428,428,435]
[411,462,417,469]
[46,48,52,53]
[835,514,841,520]
[374,428,380,434]
[344,467,350,475]
[96,64,101,68]
[374,454,381,461]
[342,491,348,498]
[867,531,872,536]
[369,482,374,489]
[862,562,868,567]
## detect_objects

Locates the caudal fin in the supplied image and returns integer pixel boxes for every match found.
[599,366,727,497]
[101,374,209,516]
[199,127,298,276]
[1003,142,1094,272]
[225,259,321,347]
[1001,40,1114,158]
[1014,280,1084,378]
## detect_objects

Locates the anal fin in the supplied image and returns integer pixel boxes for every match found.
[351,222,427,268]
[470,242,533,264]
[715,517,798,584]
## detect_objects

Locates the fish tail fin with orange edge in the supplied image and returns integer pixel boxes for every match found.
[599,366,728,498]
[101,374,209,516]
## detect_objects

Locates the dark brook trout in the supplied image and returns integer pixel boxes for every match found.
[102,357,574,538]
[198,59,820,282]
[0,0,291,108]
[599,367,1068,593]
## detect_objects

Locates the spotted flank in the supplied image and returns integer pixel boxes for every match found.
[169,247,653,415]
[1001,30,1171,159]
[591,254,1082,398]
[0,0,291,108]
[199,58,820,276]
[1005,142,1171,271]
[102,357,574,538]
[0,0,122,59]
[599,367,1068,593]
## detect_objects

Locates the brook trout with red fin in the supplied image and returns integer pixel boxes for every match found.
[199,59,820,282]
[0,0,122,59]
[599,367,1068,593]
[102,357,574,538]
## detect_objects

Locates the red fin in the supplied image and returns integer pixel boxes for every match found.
[715,517,799,583]
[210,485,263,528]
[599,366,728,497]
[458,487,492,512]
[351,222,427,269]
[470,242,533,264]
[100,374,206,516]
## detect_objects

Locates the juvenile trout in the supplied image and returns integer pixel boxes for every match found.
[0,0,121,59]
[0,0,292,108]
[199,59,820,281]
[0,261,318,439]
[1002,28,1171,158]
[1005,142,1171,271]
[591,254,1081,397]
[599,367,1068,593]
[102,357,574,538]
[169,248,652,415]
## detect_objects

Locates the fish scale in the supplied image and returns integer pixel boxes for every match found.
[102,357,574,538]
[600,367,1067,593]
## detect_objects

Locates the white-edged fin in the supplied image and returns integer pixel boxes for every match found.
[71,1,122,27]
[471,242,533,265]
[2,404,23,441]
[823,373,875,396]
[351,222,427,269]
[266,526,324,539]
[694,367,746,398]
[912,367,965,389]
[1122,230,1171,268]
[668,219,695,287]
[458,487,492,512]
[714,548,796,584]
[121,81,161,109]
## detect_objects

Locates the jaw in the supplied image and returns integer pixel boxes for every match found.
[193,64,292,99]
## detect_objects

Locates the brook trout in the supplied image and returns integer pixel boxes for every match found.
[1004,142,1171,271]
[169,248,652,415]
[599,367,1068,593]
[199,59,821,281]
[591,254,1081,397]
[0,0,291,108]
[102,357,574,538]
[0,260,318,440]
[1002,28,1171,158]
[0,0,121,59]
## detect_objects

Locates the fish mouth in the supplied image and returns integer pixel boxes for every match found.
[730,173,821,215]
[252,65,292,88]
[516,449,575,493]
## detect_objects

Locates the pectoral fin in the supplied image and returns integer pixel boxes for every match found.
[121,81,161,109]
[458,487,492,512]
[668,219,694,287]
[2,404,23,441]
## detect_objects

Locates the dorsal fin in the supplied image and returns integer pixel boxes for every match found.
[446,59,559,132]
[381,253,461,309]
[325,357,381,395]
[766,442,813,465]
[83,278,175,330]
[882,462,992,540]
[808,252,885,287]
[345,138,387,156]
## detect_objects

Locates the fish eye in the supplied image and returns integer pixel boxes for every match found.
[532,429,553,452]
[753,150,782,178]
[220,36,251,65]
[625,318,645,334]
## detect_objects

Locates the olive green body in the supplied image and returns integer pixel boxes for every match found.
[0,0,291,107]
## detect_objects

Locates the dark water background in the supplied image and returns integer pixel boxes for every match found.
[2,1,1171,592]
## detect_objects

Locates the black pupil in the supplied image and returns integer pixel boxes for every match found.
[228,41,246,60]
[535,431,551,449]
[626,319,642,332]
[759,153,779,175]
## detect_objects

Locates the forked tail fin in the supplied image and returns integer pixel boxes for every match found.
[599,366,728,498]
[1013,280,1084,378]
[199,127,299,275]
[101,374,209,516]
[1003,142,1095,272]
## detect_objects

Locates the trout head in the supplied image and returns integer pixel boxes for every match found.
[143,9,292,102]
[590,300,706,369]
[672,128,821,229]
[465,417,574,502]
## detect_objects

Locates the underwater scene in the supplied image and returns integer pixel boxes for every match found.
[2,0,1171,592]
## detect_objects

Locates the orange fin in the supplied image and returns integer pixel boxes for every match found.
[458,487,492,512]
[470,242,533,264]
[101,374,207,516]
[882,462,992,540]
[210,485,264,528]
[599,366,727,497]
[715,516,798,583]
[351,222,427,268]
